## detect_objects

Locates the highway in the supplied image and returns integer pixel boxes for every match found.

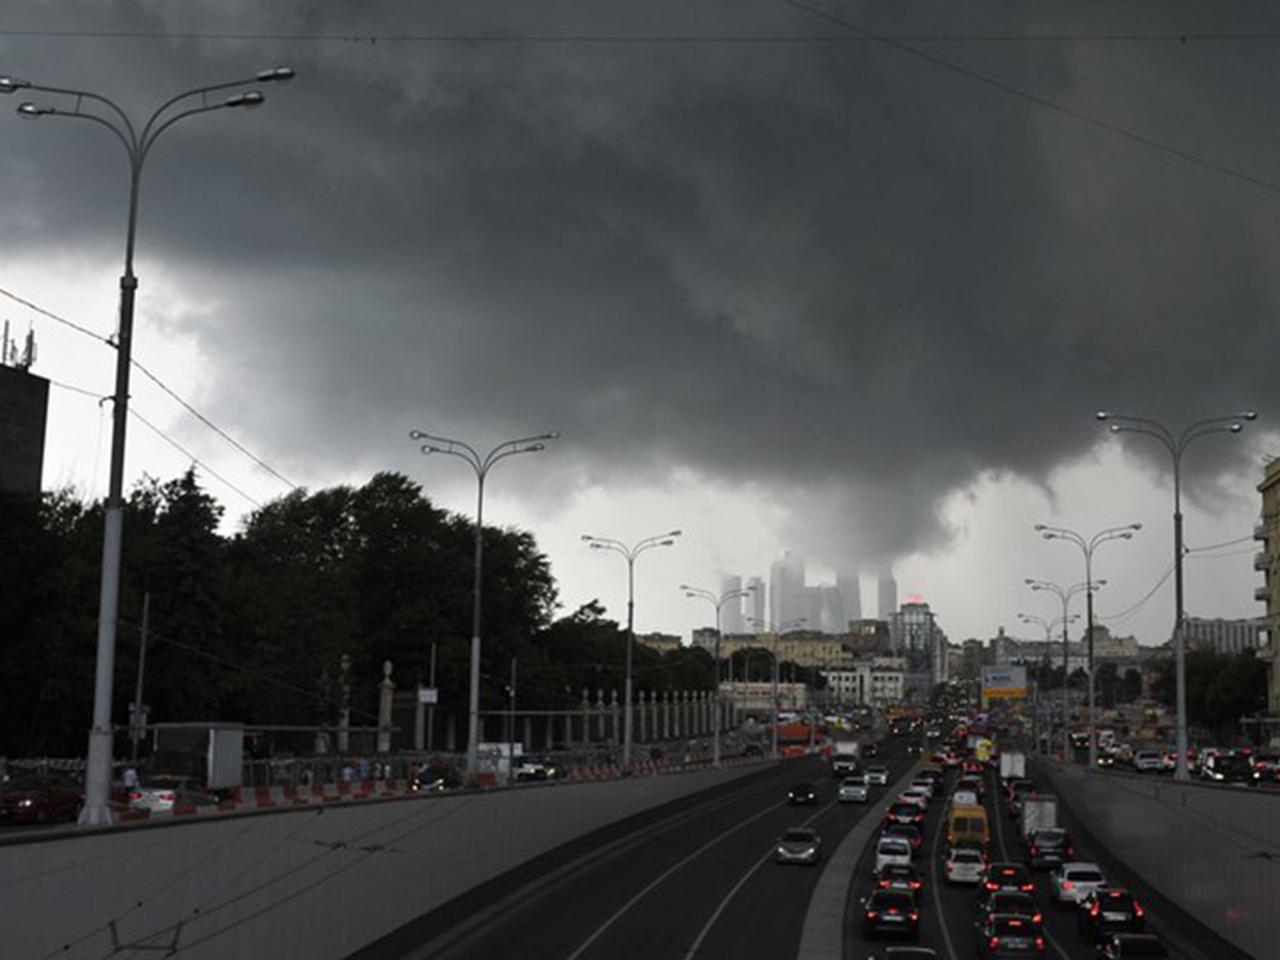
[354,740,915,960]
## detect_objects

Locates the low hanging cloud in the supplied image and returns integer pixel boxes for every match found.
[4,0,1278,573]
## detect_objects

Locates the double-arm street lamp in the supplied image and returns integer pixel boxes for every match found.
[1017,610,1081,753]
[1,66,295,825]
[680,583,752,767]
[747,616,807,760]
[1096,409,1258,781]
[1035,524,1139,769]
[582,531,681,771]
[411,430,559,782]
[1024,579,1103,758]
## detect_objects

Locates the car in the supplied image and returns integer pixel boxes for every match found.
[963,759,986,774]
[1095,752,1116,769]
[513,756,552,780]
[877,949,938,960]
[787,782,819,805]
[875,837,914,873]
[875,862,925,893]
[938,751,961,768]
[906,740,924,755]
[951,788,980,808]
[975,890,1041,928]
[774,826,822,865]
[975,914,1045,957]
[917,766,945,785]
[128,777,212,813]
[944,846,986,884]
[957,774,985,796]
[886,801,926,826]
[861,889,920,940]
[982,862,1035,893]
[864,743,880,758]
[1078,889,1145,941]
[839,774,870,803]
[0,773,83,823]
[884,822,924,854]
[1132,750,1163,773]
[908,777,937,797]
[866,764,888,785]
[1094,933,1169,959]
[898,788,930,809]
[1201,751,1254,785]
[1251,753,1280,783]
[1025,828,1074,869]
[1051,862,1107,906]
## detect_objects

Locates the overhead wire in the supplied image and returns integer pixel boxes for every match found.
[1097,561,1176,623]
[779,0,1280,198]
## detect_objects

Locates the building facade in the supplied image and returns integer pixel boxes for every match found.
[1257,458,1280,714]
[1182,617,1264,656]
[819,656,907,707]
[638,632,682,654]
[0,363,49,493]
[720,574,745,634]
[887,600,947,698]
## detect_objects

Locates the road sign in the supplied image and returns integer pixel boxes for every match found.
[982,666,1027,704]
[418,686,438,705]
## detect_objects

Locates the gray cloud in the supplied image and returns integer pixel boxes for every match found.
[4,0,1279,575]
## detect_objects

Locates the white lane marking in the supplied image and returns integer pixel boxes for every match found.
[563,791,792,960]
[683,797,838,958]
[929,784,961,960]
[989,767,1071,960]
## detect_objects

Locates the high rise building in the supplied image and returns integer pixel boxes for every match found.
[886,598,947,699]
[769,552,805,628]
[877,567,898,621]
[0,362,49,494]
[837,571,862,622]
[746,576,766,628]
[818,584,845,634]
[1258,458,1280,714]
[720,574,745,634]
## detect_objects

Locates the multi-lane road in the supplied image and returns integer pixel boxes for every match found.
[352,739,1248,960]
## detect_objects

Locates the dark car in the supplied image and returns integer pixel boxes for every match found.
[975,890,1041,929]
[787,782,818,805]
[0,773,82,823]
[1078,890,1146,941]
[875,862,925,892]
[862,889,920,940]
[976,914,1044,958]
[863,742,879,758]
[1004,779,1037,817]
[983,862,1035,893]
[886,801,925,826]
[1095,934,1168,959]
[884,822,924,854]
[1026,828,1074,869]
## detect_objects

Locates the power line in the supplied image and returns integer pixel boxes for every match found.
[1185,533,1255,552]
[779,0,1280,198]
[1,285,298,493]
[9,26,1280,44]
[1097,562,1176,623]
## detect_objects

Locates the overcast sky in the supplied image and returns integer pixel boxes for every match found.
[4,0,1278,649]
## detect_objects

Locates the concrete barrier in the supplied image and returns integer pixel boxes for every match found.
[1033,758,1279,960]
[0,760,770,960]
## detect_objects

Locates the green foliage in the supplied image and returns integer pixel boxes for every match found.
[1152,650,1268,739]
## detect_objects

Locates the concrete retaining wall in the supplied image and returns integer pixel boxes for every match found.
[1034,758,1279,960]
[0,762,768,960]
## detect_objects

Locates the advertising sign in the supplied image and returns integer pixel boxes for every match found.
[982,666,1028,703]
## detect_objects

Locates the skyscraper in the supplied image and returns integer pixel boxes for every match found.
[769,552,805,628]
[720,574,745,634]
[837,571,862,623]
[746,577,766,629]
[877,567,898,620]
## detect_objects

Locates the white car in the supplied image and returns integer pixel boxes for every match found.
[909,778,937,798]
[898,789,929,810]
[950,788,979,808]
[866,765,889,786]
[838,776,870,803]
[902,784,933,805]
[1051,862,1107,905]
[944,846,985,884]
[1133,750,1163,773]
[874,837,913,873]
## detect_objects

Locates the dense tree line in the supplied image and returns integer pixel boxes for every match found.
[1151,649,1268,740]
[0,471,714,757]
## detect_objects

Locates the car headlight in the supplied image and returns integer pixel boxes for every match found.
[17,798,33,808]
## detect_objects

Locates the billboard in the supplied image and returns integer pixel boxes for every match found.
[982,666,1028,702]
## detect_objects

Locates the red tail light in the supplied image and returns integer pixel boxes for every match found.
[1090,901,1101,916]
[129,792,142,800]
[1021,883,1035,892]
[1032,913,1042,924]
[866,910,879,919]
[909,912,919,921]
[1066,846,1075,857]
[985,881,999,890]
[1035,936,1045,951]
[1062,881,1074,891]
[878,879,889,888]
[910,881,922,889]
[1134,902,1145,918]
[989,937,1000,950]
[887,907,900,915]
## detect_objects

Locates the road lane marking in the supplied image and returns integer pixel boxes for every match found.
[928,784,961,960]
[683,798,840,958]
[989,767,1071,960]
[563,790,798,960]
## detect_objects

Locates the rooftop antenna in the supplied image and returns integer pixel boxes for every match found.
[2,318,9,366]
[18,324,36,371]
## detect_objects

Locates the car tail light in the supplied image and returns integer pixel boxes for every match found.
[129,792,142,800]
[866,910,879,919]
[1134,902,1145,918]
[1021,883,1034,892]
[989,937,1000,950]
[1091,901,1101,916]
[1032,912,1042,924]
[1066,845,1075,857]
[1062,881,1074,891]
[910,881,922,889]
[887,907,900,915]
[985,881,999,890]
[909,912,919,921]
[1035,936,1045,951]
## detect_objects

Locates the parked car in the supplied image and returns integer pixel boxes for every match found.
[1051,862,1107,906]
[0,773,82,823]
[774,827,822,865]
[128,777,214,813]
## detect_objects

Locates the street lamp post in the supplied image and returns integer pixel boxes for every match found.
[1,66,295,826]
[411,430,559,783]
[1096,410,1258,781]
[1024,579,1103,759]
[583,531,682,771]
[681,584,752,767]
[1035,524,1140,769]
[1017,611,1080,754]
[747,616,807,759]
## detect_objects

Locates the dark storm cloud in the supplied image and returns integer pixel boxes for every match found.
[4,1,1279,566]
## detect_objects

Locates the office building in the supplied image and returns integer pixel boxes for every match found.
[746,577,766,627]
[0,362,49,494]
[720,574,745,634]
[1182,617,1264,655]
[878,568,898,620]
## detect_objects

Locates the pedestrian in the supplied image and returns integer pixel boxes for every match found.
[341,763,354,783]
[122,766,139,792]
